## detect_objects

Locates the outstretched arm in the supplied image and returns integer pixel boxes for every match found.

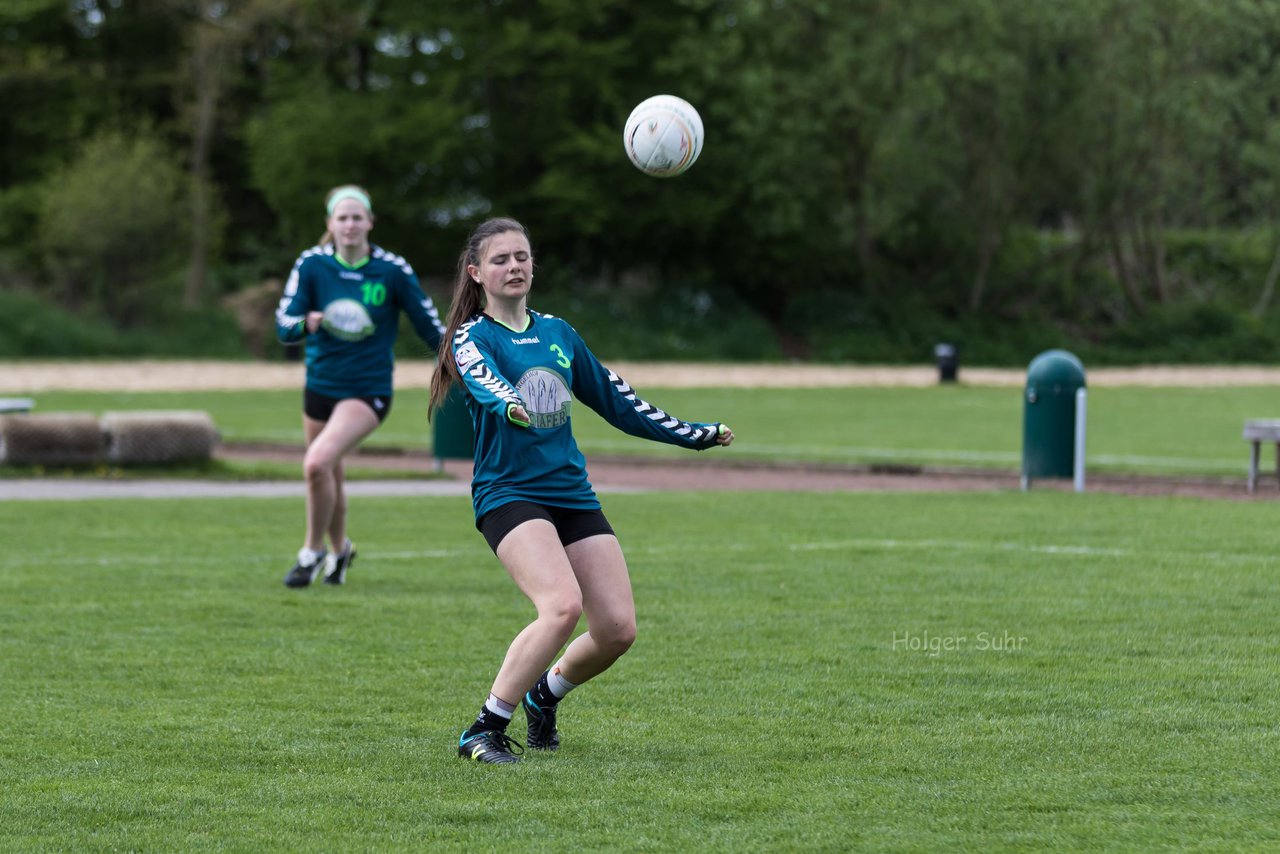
[398,271,446,352]
[568,327,729,451]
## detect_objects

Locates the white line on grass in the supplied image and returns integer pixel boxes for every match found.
[7,540,1277,571]
[1089,454,1243,470]
[632,537,1278,567]
[1,549,475,570]
[0,480,475,500]
[784,537,1280,566]
[789,538,1129,557]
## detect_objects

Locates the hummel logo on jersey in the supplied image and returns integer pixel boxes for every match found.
[339,271,363,281]
[511,336,540,345]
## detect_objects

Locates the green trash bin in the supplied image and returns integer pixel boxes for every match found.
[1022,349,1087,491]
[432,383,475,469]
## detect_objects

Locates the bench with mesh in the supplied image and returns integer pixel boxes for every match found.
[0,408,218,466]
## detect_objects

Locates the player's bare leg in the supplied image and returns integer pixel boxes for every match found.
[522,533,635,749]
[284,400,378,588]
[457,520,582,763]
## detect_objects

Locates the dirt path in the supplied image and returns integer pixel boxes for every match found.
[221,444,1264,502]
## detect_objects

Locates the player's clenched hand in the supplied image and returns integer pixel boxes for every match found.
[507,403,532,428]
[715,423,734,446]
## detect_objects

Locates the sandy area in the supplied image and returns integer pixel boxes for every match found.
[7,359,1280,392]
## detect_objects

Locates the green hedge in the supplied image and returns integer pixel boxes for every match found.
[6,226,1280,365]
[0,291,246,359]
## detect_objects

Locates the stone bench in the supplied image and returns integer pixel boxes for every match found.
[1243,419,1280,492]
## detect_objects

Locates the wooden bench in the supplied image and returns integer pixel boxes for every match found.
[1243,419,1280,492]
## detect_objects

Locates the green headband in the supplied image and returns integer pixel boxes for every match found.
[326,187,372,217]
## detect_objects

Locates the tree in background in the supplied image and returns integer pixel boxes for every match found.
[39,129,191,325]
[5,0,1280,362]
[1246,117,1280,316]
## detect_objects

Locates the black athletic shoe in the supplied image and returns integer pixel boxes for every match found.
[457,729,524,764]
[283,551,327,588]
[522,691,560,751]
[323,541,356,585]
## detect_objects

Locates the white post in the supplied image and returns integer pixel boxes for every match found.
[1073,388,1087,493]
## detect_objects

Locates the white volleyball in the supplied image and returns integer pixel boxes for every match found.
[623,95,704,178]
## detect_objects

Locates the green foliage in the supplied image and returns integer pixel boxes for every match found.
[136,307,246,358]
[6,0,1280,360]
[778,226,1280,364]
[0,0,63,21]
[1088,302,1280,364]
[1161,230,1277,303]
[787,289,1068,365]
[0,184,45,271]
[0,290,246,358]
[246,84,473,266]
[0,290,128,357]
[2,491,1279,849]
[38,128,191,325]
[534,280,784,361]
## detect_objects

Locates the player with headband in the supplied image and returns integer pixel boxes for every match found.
[275,184,445,588]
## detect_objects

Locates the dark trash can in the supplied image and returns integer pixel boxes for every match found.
[433,383,475,469]
[1022,349,1087,491]
[934,343,959,383]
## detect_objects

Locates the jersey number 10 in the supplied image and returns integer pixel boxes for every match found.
[361,282,387,306]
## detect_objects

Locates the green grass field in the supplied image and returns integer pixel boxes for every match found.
[3,490,1278,851]
[27,384,1278,476]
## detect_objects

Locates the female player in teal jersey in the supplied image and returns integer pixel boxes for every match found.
[429,217,734,764]
[275,184,445,588]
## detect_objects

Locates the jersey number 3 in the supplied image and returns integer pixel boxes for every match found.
[550,344,570,368]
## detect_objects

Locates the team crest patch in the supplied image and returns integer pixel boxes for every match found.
[516,368,572,428]
[321,298,375,342]
[455,341,483,370]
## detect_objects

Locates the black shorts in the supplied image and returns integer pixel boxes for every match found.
[304,388,393,424]
[477,501,615,553]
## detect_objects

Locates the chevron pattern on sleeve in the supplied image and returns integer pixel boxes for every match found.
[453,317,480,346]
[274,261,309,333]
[372,245,416,277]
[607,370,717,443]
[469,363,523,406]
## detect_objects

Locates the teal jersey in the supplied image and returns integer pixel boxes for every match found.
[275,243,444,398]
[452,309,722,520]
